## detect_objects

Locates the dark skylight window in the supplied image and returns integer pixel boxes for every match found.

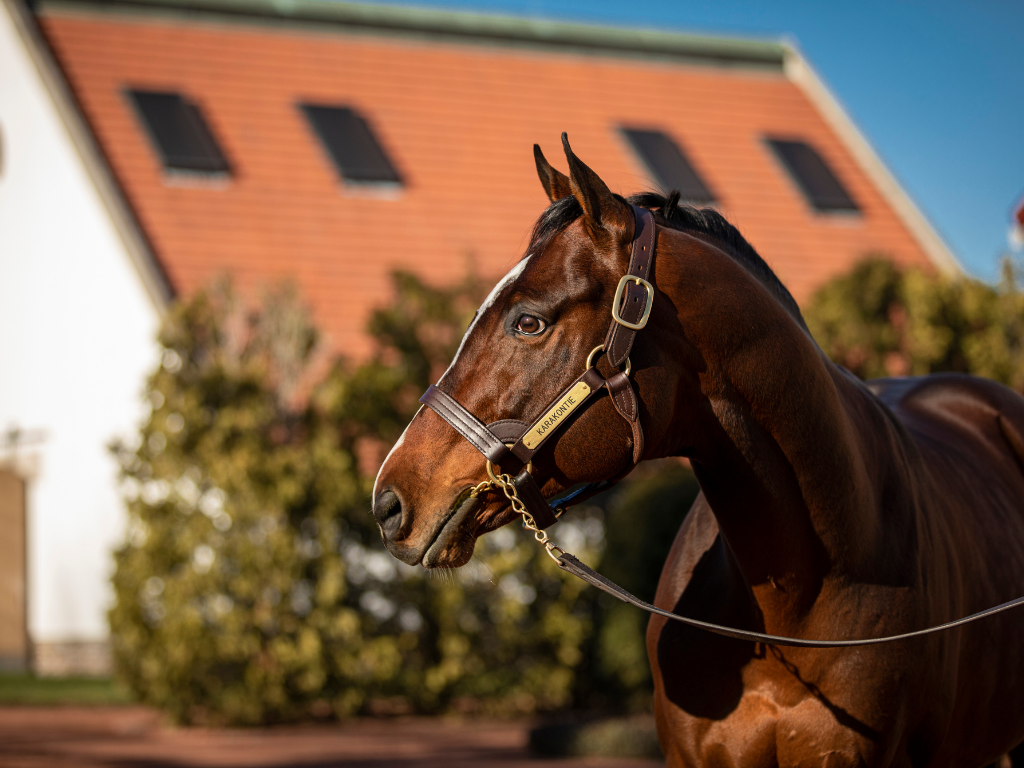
[620,128,715,204]
[300,105,402,186]
[765,138,859,213]
[126,90,230,174]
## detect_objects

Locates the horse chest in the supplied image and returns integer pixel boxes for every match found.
[653,641,919,768]
[663,684,891,768]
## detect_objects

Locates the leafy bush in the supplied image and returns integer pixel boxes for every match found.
[110,274,663,724]
[127,251,1021,725]
[805,257,1024,389]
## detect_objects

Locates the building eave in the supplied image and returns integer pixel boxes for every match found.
[783,45,962,277]
[36,0,789,69]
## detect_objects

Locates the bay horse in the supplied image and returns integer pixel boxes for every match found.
[372,134,1024,767]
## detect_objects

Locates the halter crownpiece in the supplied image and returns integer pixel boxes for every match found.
[420,204,657,531]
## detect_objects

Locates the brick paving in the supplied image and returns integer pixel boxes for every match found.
[0,707,662,767]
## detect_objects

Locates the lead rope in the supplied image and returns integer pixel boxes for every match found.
[473,474,1024,648]
[500,484,1024,647]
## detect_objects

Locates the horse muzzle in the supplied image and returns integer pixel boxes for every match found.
[372,488,420,565]
[372,485,484,568]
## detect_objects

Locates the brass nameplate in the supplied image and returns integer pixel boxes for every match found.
[522,381,592,450]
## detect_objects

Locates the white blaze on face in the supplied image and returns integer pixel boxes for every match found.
[439,255,532,385]
[373,255,531,498]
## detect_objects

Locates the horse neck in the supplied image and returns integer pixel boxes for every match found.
[654,232,875,625]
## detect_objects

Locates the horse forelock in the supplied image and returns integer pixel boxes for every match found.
[527,191,808,332]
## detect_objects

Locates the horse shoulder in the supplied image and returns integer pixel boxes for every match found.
[868,373,1024,467]
[867,373,1024,762]
[866,373,1024,528]
[866,371,1024,605]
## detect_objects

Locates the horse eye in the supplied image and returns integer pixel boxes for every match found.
[515,314,546,336]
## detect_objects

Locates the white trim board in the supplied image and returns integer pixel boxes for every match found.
[784,47,961,277]
[2,0,172,309]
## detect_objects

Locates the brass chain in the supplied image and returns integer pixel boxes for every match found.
[469,476,565,563]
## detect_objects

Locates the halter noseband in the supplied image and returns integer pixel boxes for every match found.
[419,205,657,531]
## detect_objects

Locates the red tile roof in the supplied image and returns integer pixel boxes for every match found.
[39,0,948,357]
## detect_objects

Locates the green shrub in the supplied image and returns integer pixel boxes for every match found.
[109,274,629,724]
[126,252,1016,724]
[109,280,366,724]
[805,257,1024,389]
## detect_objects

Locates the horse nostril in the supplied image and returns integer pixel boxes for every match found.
[373,490,403,538]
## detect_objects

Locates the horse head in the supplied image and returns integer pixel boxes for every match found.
[372,134,691,568]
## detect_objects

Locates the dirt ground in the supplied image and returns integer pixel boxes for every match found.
[0,706,662,768]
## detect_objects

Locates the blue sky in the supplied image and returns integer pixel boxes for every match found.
[368,0,1024,281]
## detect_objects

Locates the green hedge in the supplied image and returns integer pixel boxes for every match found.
[112,255,1023,725]
[109,275,693,724]
[805,257,1024,389]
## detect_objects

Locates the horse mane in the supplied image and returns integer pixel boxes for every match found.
[528,191,807,330]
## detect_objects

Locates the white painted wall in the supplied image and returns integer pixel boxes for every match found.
[0,2,161,645]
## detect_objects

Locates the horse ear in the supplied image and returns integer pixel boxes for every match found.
[561,132,631,238]
[534,144,572,202]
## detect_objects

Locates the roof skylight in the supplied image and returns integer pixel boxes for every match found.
[300,105,402,187]
[765,138,859,214]
[126,90,230,175]
[620,128,715,204]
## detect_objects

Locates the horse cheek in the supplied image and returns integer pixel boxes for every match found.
[548,399,634,482]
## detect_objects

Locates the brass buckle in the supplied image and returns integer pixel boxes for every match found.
[486,443,533,484]
[611,275,654,330]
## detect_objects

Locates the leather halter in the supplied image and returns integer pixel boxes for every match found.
[420,205,657,530]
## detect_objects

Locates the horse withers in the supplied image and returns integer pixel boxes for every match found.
[372,134,1024,767]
